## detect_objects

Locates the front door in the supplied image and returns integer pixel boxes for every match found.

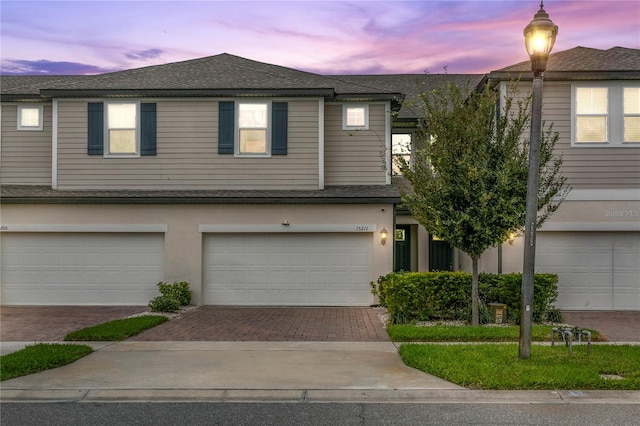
[394,225,411,272]
[429,235,453,271]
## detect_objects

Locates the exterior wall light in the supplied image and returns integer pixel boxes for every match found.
[380,227,388,246]
[508,233,517,245]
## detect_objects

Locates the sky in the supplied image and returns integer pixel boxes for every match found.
[1,0,638,76]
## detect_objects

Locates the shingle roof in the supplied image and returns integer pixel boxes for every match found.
[0,185,401,204]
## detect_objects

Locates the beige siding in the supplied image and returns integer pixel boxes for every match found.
[56,99,320,190]
[510,81,640,190]
[324,103,388,185]
[1,104,52,185]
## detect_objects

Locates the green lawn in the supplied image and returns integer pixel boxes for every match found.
[1,343,93,381]
[387,324,603,342]
[64,315,168,341]
[399,343,640,390]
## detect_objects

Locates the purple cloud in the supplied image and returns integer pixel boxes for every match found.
[0,59,119,75]
[125,49,165,61]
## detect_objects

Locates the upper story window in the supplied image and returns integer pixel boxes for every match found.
[238,102,269,155]
[17,105,43,131]
[572,83,640,147]
[106,102,138,156]
[392,133,412,176]
[343,104,369,130]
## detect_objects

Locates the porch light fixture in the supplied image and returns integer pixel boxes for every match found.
[380,227,388,246]
[520,0,558,360]
[508,233,517,245]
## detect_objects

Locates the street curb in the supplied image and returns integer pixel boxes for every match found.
[2,389,639,404]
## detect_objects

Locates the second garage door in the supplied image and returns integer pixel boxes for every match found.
[203,233,373,306]
[537,232,640,310]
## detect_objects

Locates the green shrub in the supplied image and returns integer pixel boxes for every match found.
[156,281,191,306]
[373,271,559,325]
[148,295,181,313]
[546,306,564,324]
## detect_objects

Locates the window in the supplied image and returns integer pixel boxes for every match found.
[343,104,369,130]
[624,87,640,143]
[87,102,156,156]
[392,133,412,175]
[17,105,43,131]
[238,102,269,155]
[573,83,640,147]
[218,101,288,156]
[106,102,138,155]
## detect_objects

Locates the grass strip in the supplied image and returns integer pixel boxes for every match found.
[387,324,602,342]
[399,343,640,390]
[1,343,93,381]
[64,315,168,341]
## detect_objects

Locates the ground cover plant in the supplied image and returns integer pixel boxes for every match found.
[398,343,640,390]
[64,315,167,341]
[387,324,573,342]
[0,343,93,381]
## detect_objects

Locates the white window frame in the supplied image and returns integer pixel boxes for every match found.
[104,101,140,158]
[235,101,271,157]
[572,82,640,147]
[17,104,44,131]
[342,104,369,130]
[623,87,640,143]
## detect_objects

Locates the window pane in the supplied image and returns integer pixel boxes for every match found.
[346,107,366,126]
[576,116,607,143]
[576,87,608,114]
[392,134,411,154]
[624,117,640,143]
[20,107,40,127]
[240,129,267,153]
[108,103,136,128]
[624,88,640,114]
[239,104,267,128]
[109,130,136,153]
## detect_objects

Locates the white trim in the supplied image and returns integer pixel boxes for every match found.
[17,104,44,131]
[52,99,58,189]
[342,104,369,130]
[318,99,325,189]
[564,189,640,201]
[385,101,391,185]
[104,101,141,158]
[234,100,272,158]
[199,224,377,233]
[540,222,640,232]
[0,224,167,233]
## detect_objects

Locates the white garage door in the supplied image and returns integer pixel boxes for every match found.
[1,233,164,305]
[203,233,373,306]
[537,232,640,310]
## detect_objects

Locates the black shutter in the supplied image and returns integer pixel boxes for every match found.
[87,102,104,155]
[271,102,288,155]
[141,103,157,156]
[218,101,234,154]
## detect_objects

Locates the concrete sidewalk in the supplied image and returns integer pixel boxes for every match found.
[2,340,639,404]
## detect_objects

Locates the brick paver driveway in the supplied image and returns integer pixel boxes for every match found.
[130,307,390,342]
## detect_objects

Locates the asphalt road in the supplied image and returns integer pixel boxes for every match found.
[2,402,639,425]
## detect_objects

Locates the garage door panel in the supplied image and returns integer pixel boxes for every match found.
[538,232,639,310]
[1,233,164,305]
[204,233,372,306]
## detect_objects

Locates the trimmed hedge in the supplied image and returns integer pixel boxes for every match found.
[371,271,558,325]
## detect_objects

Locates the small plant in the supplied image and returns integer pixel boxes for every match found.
[156,281,192,306]
[148,295,181,313]
[546,306,564,324]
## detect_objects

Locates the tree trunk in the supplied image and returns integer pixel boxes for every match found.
[471,257,479,326]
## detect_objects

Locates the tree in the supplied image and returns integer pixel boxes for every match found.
[396,81,569,326]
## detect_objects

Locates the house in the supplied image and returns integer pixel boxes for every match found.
[1,47,638,310]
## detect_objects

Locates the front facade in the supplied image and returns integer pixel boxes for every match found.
[1,48,638,310]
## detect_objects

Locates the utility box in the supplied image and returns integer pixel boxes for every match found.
[488,303,507,324]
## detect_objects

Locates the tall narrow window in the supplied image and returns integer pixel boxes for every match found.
[624,87,640,143]
[392,133,411,175]
[17,105,43,131]
[575,87,608,143]
[107,102,138,155]
[238,102,268,155]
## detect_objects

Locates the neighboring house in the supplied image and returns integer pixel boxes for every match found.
[1,47,638,310]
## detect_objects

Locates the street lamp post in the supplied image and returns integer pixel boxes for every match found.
[519,1,558,359]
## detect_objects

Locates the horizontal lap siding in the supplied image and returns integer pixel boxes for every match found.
[324,104,387,185]
[515,82,640,190]
[0,104,52,185]
[56,99,319,190]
